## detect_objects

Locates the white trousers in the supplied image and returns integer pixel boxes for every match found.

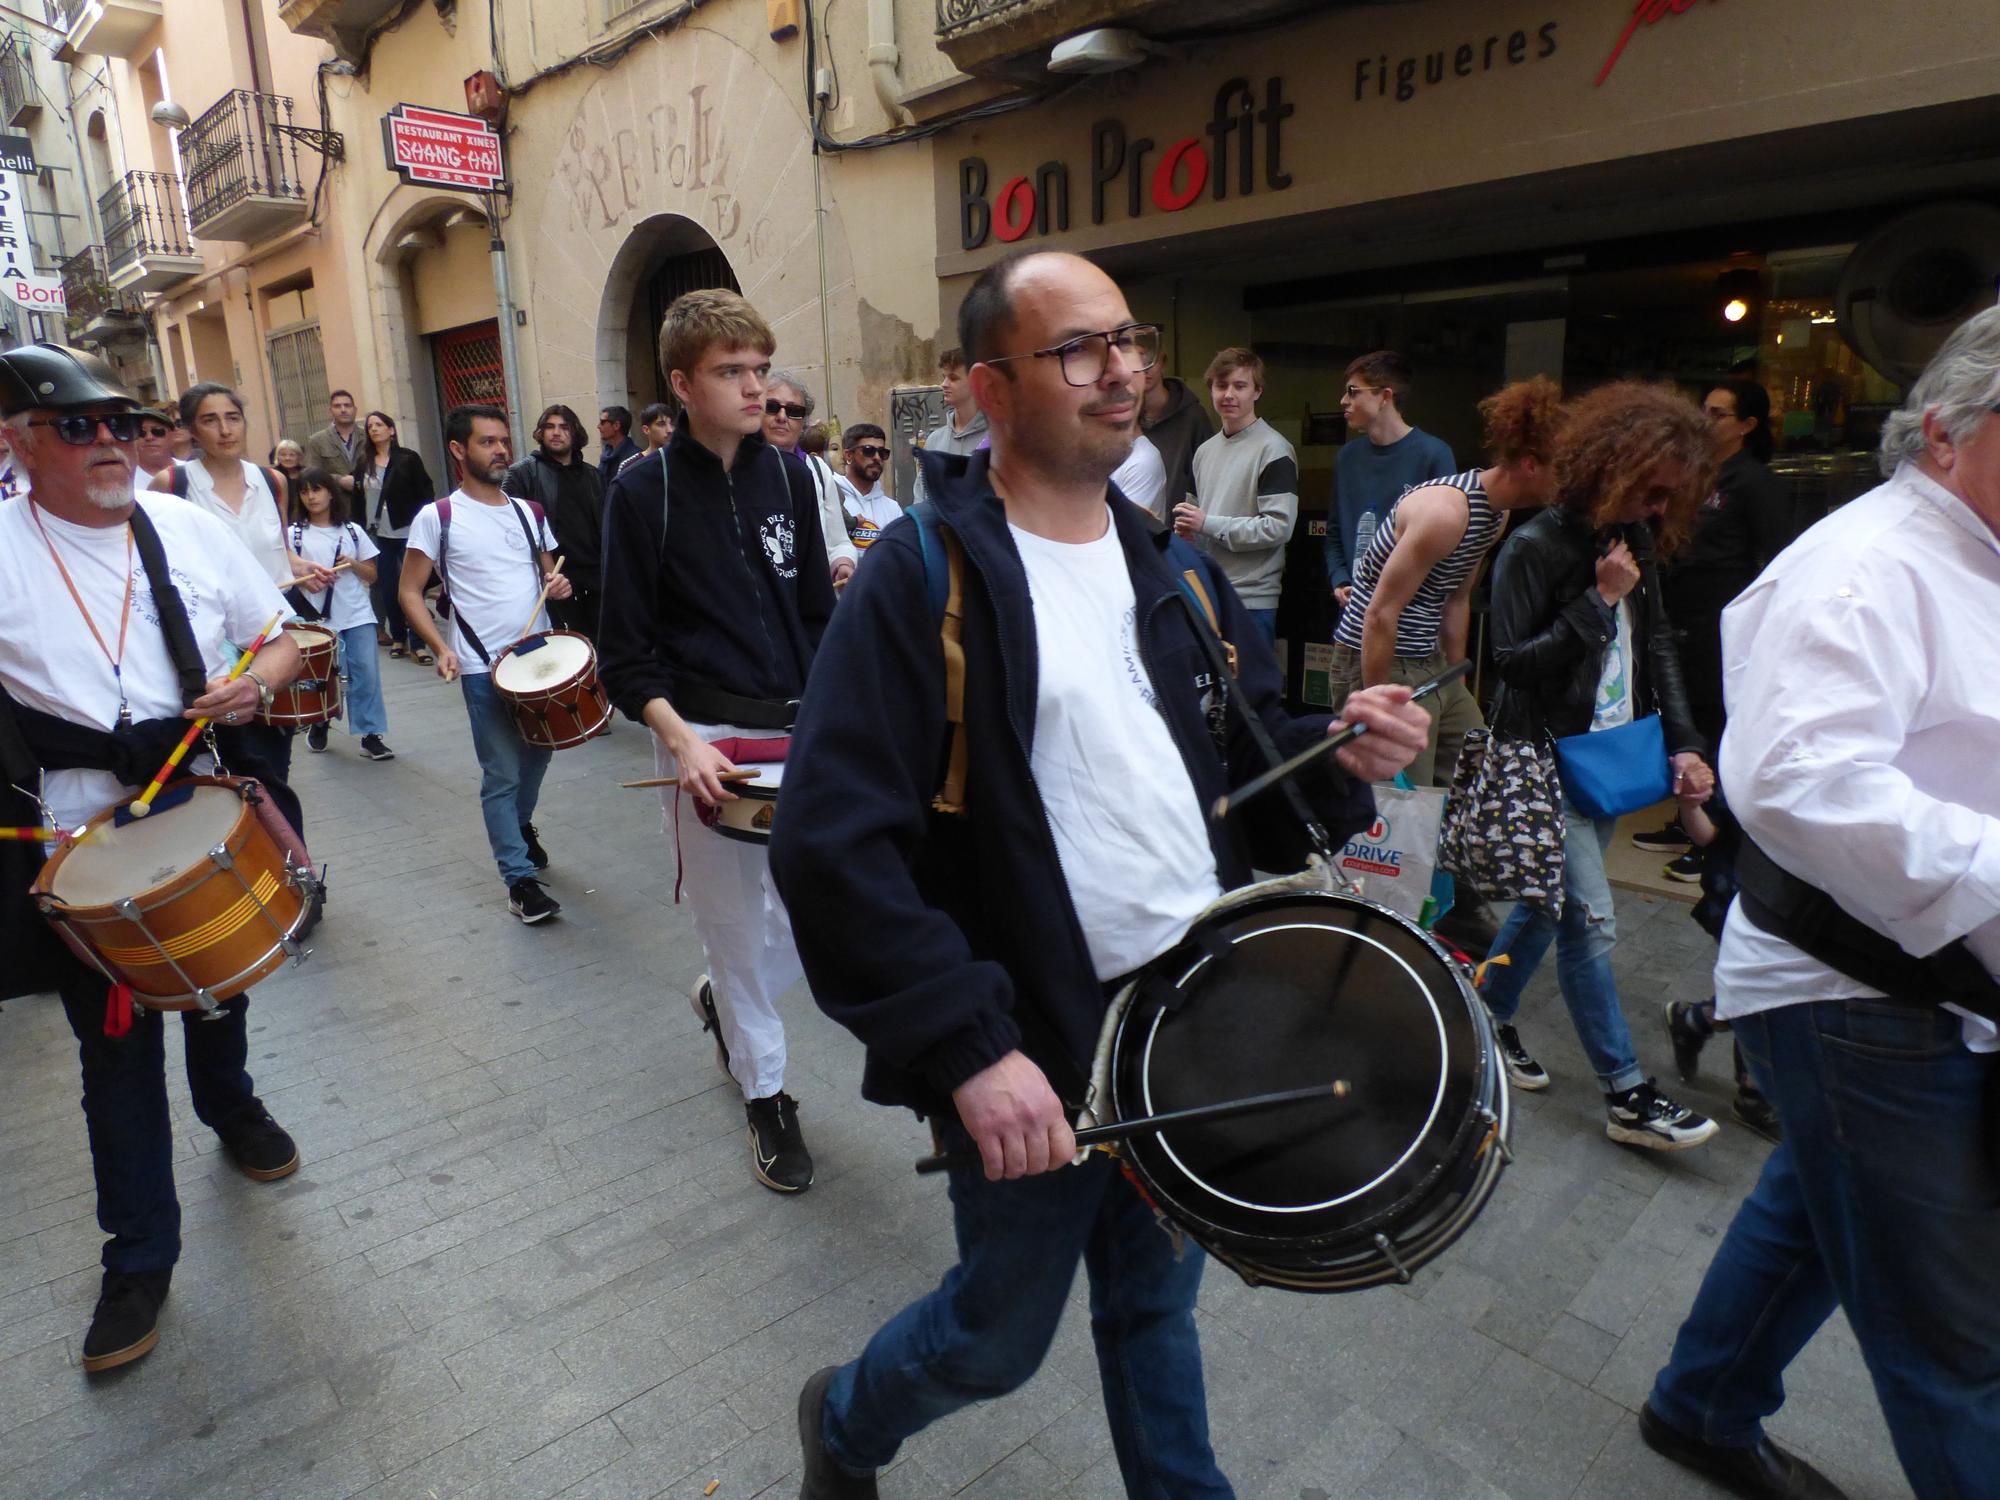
[654,726,800,1100]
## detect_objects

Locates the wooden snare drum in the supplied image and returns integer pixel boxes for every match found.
[491,630,613,751]
[710,760,781,844]
[32,777,317,1011]
[260,621,342,728]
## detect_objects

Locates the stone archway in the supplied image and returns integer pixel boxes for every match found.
[595,213,737,411]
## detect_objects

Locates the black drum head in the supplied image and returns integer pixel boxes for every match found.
[1112,890,1491,1261]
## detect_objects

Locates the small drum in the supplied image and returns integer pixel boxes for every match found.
[32,776,317,1012]
[1087,865,1509,1293]
[260,622,342,728]
[711,760,781,844]
[492,630,613,751]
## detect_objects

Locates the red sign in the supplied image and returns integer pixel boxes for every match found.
[382,104,505,192]
[1598,0,1720,86]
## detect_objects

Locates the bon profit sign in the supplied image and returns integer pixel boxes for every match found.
[382,104,505,193]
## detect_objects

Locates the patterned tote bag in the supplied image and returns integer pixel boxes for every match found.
[1438,728,1566,918]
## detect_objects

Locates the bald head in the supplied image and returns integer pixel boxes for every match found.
[958,251,1120,370]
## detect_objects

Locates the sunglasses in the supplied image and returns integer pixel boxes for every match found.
[764,400,810,420]
[27,412,144,444]
[1342,384,1381,400]
[852,444,890,460]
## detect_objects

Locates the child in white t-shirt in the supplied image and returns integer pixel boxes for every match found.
[292,468,394,760]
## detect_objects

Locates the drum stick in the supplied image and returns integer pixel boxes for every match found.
[514,555,565,644]
[913,1079,1351,1175]
[620,770,763,788]
[1212,660,1472,820]
[0,826,61,841]
[127,610,284,819]
[283,560,355,588]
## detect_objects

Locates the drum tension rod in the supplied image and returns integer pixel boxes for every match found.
[1372,1232,1414,1284]
[113,895,217,1013]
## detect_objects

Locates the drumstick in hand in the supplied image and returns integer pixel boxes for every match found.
[621,771,763,789]
[128,610,284,819]
[283,559,355,589]
[515,556,565,644]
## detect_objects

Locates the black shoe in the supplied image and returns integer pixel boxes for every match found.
[520,823,549,869]
[1733,1089,1784,1143]
[360,734,395,761]
[216,1105,301,1180]
[1607,1079,1719,1150]
[1638,1403,1849,1499]
[1664,848,1705,883]
[798,1365,878,1498]
[1632,818,1691,852]
[689,974,732,1079]
[1494,1023,1550,1091]
[509,878,560,924]
[82,1269,172,1374]
[306,724,329,753]
[1433,898,1500,957]
[746,1092,814,1193]
[1665,1000,1715,1082]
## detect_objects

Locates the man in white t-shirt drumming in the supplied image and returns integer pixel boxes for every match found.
[399,404,572,924]
[0,344,307,1375]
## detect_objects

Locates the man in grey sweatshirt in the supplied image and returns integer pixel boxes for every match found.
[1176,346,1298,643]
[910,347,989,505]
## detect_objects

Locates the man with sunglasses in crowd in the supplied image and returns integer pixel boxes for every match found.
[772,251,1429,1498]
[761,372,857,586]
[132,407,178,496]
[834,424,899,549]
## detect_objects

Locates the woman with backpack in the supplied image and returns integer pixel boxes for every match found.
[153,383,326,592]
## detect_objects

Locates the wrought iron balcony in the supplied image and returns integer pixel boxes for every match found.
[181,89,342,244]
[0,35,39,126]
[60,245,145,343]
[98,170,201,292]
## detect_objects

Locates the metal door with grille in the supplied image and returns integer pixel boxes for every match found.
[266,321,327,446]
[432,319,506,484]
[644,249,739,405]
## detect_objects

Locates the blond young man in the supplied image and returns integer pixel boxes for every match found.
[597,290,836,1193]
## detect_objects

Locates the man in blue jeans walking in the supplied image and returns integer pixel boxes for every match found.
[1643,308,2000,1500]
[399,403,572,924]
[770,250,1430,1498]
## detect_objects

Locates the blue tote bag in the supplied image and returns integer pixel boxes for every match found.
[1552,713,1672,819]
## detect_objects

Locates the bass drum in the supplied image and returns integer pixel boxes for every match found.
[1105,884,1508,1292]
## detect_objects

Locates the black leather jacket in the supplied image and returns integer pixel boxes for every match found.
[1486,507,1703,755]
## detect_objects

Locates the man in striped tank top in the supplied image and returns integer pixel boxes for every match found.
[1328,379,1565,789]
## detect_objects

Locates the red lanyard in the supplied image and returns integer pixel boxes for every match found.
[31,502,136,728]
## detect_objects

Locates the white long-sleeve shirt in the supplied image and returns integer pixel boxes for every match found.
[1713,461,2000,1049]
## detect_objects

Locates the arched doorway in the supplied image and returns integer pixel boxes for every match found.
[596,215,738,413]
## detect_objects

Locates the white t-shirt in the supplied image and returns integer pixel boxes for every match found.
[175,459,291,585]
[1589,598,1635,731]
[290,520,380,632]
[1010,507,1224,980]
[0,496,291,830]
[836,475,901,549]
[404,491,556,675]
[1111,433,1169,523]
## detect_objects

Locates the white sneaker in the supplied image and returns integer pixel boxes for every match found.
[1607,1080,1719,1150]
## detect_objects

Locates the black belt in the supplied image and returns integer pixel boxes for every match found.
[673,682,798,731]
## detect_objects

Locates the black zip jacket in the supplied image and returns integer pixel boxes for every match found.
[1661,449,1794,622]
[503,449,608,592]
[1486,507,1703,754]
[598,426,835,719]
[768,448,1375,1118]
[350,444,435,533]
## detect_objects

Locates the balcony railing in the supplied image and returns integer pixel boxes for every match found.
[98,170,200,289]
[60,245,142,327]
[182,90,342,242]
[0,35,39,126]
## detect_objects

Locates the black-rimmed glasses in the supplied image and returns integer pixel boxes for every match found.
[986,322,1161,388]
[27,412,143,445]
[765,400,810,421]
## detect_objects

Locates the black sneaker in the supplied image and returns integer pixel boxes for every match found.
[746,1092,814,1193]
[1664,849,1705,883]
[798,1365,879,1498]
[306,724,329,753]
[81,1269,172,1374]
[509,878,560,924]
[1631,818,1691,852]
[1638,1402,1848,1499]
[1665,1000,1715,1081]
[216,1105,300,1181]
[1607,1079,1719,1150]
[520,823,549,869]
[1733,1089,1784,1143]
[360,734,395,761]
[1494,1023,1550,1091]
[689,973,731,1079]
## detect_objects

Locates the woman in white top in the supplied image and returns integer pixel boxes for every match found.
[151,383,328,592]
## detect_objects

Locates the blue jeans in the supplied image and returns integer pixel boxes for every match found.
[338,623,387,738]
[460,672,550,886]
[1245,607,1277,646]
[820,1126,1233,1497]
[56,958,260,1274]
[1479,798,1644,1093]
[1650,1001,2000,1497]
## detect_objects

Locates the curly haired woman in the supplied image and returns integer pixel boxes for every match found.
[1477,381,1721,1150]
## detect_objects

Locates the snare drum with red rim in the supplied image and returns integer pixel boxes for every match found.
[260,621,341,727]
[711,760,781,844]
[491,630,612,751]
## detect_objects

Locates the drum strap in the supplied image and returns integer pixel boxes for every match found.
[130,504,208,710]
[908,502,970,816]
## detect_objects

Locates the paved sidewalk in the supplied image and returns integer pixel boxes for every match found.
[0,655,1911,1500]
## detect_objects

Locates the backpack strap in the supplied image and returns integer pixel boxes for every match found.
[169,462,189,498]
[1170,544,1238,678]
[262,465,289,528]
[908,502,969,816]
